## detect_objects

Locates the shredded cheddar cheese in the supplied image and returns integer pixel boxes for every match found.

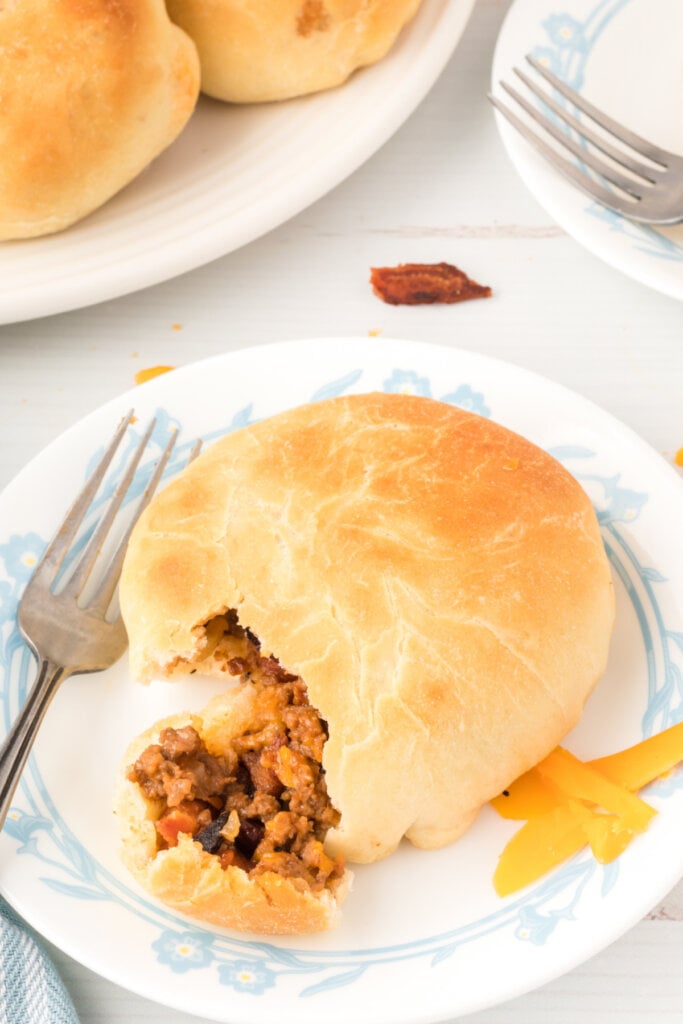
[134,365,176,386]
[536,747,656,831]
[491,721,683,896]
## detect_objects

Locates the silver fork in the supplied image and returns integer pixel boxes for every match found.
[0,412,182,829]
[490,55,683,225]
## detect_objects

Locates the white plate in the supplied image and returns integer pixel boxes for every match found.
[0,0,475,327]
[491,0,683,301]
[0,336,682,1023]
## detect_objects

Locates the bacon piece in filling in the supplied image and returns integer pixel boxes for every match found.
[127,615,344,894]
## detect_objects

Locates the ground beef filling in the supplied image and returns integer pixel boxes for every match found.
[127,614,344,893]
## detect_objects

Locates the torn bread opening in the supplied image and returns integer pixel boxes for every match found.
[126,610,345,895]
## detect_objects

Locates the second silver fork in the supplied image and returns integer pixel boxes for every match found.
[490,55,683,225]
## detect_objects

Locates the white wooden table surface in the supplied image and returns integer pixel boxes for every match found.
[1,1,682,1021]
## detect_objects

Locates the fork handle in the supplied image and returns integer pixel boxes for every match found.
[0,657,69,830]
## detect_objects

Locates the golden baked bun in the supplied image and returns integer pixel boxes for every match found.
[120,393,615,870]
[0,0,200,240]
[165,0,424,103]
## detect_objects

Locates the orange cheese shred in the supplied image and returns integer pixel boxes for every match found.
[589,722,683,791]
[580,812,636,864]
[493,802,588,897]
[489,769,560,820]
[491,721,683,896]
[134,365,175,386]
[535,747,656,832]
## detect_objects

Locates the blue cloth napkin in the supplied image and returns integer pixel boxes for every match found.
[0,898,79,1024]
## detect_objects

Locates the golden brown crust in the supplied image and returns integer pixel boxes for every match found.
[0,0,200,240]
[114,690,351,935]
[120,392,615,865]
[165,0,424,102]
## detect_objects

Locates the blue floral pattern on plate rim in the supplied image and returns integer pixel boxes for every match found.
[0,362,682,1004]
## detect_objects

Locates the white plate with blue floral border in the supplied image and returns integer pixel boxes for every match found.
[0,336,682,1023]
[491,0,683,301]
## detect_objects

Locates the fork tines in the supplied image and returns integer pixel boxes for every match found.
[490,55,681,224]
[34,412,177,614]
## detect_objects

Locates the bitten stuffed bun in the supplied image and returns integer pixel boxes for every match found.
[116,392,614,933]
[116,664,351,935]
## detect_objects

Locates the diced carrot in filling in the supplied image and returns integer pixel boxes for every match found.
[155,801,212,846]
[127,612,345,893]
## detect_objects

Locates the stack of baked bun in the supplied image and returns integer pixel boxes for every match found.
[116,392,615,935]
[1,0,424,240]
